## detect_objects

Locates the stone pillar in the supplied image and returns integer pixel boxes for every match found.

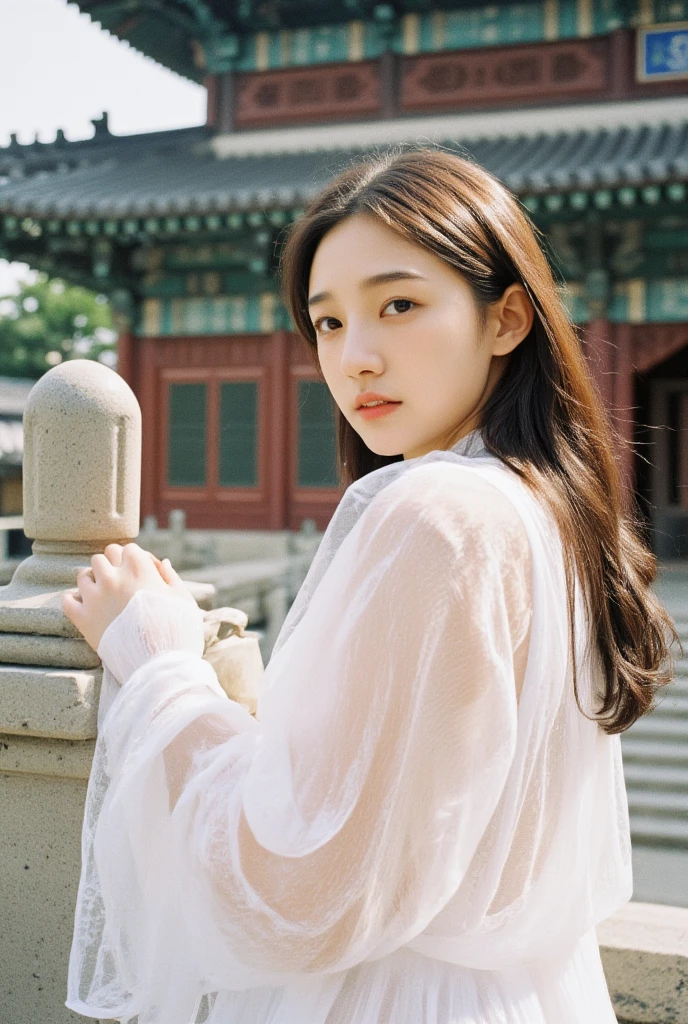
[262,583,289,660]
[0,359,213,1024]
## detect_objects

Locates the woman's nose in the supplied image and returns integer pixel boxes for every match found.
[339,327,385,378]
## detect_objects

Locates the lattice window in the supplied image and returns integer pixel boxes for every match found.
[219,381,259,487]
[167,382,207,487]
[297,380,338,488]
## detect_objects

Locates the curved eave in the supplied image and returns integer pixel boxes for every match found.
[1,120,688,225]
[72,0,535,82]
[75,3,204,83]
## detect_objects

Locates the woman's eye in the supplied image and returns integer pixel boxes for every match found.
[313,316,342,335]
[382,299,416,316]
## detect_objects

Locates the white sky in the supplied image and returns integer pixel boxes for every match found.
[0,0,207,295]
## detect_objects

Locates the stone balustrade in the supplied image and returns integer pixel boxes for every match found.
[0,360,213,1024]
[0,358,685,1023]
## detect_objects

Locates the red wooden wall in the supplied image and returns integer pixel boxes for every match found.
[121,320,688,530]
[123,330,344,532]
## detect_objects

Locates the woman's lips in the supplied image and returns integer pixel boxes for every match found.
[357,401,402,421]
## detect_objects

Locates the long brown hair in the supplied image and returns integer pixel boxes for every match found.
[280,147,677,735]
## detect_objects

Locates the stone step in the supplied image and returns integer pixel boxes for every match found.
[626,788,688,817]
[662,691,688,712]
[637,584,688,847]
[662,693,688,715]
[623,762,688,791]
[628,813,688,845]
[625,715,688,739]
[647,702,688,722]
[620,736,688,765]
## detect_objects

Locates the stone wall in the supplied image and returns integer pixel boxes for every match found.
[598,902,688,1023]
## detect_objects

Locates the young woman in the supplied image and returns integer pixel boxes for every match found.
[64,149,675,1024]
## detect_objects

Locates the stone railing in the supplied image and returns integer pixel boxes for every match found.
[136,510,322,661]
[136,507,322,573]
[0,360,213,1024]
[0,359,686,1024]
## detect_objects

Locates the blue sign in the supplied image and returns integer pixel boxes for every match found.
[637,23,688,81]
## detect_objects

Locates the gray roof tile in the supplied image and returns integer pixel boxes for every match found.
[0,121,686,220]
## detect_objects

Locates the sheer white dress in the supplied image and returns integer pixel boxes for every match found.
[66,429,633,1024]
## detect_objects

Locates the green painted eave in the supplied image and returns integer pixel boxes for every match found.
[76,1,208,82]
[74,0,522,81]
[1,183,686,244]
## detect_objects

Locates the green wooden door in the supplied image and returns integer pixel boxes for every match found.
[167,382,207,486]
[297,380,338,487]
[219,381,259,487]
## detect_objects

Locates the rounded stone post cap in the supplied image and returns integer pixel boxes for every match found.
[23,359,142,543]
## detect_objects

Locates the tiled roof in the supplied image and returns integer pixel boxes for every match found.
[72,1,441,81]
[0,120,686,220]
[0,121,209,181]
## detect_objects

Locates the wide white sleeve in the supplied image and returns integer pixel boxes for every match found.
[67,463,532,1024]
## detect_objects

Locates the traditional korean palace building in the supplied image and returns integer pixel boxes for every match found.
[1,1,688,549]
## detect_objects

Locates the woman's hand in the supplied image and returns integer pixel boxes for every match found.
[62,542,197,652]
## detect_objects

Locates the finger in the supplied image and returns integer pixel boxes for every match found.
[91,553,117,582]
[103,543,124,566]
[62,590,84,627]
[124,545,167,583]
[76,571,98,598]
[121,542,154,575]
[146,554,171,585]
[157,558,176,583]
[121,542,146,559]
[161,559,187,588]
[160,559,196,603]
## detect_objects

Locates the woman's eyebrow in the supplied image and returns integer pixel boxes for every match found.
[361,270,426,289]
[308,270,426,307]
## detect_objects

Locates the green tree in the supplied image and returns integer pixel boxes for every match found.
[0,272,117,379]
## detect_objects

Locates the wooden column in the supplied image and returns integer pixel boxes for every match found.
[612,322,635,505]
[218,73,235,132]
[205,73,235,131]
[138,337,158,521]
[679,392,688,510]
[116,329,135,392]
[379,50,398,119]
[205,73,218,128]
[585,317,615,410]
[649,382,670,511]
[609,28,633,99]
[268,329,289,529]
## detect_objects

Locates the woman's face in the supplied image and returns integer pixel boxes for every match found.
[308,213,532,459]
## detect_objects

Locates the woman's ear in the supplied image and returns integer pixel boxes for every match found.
[489,283,534,357]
